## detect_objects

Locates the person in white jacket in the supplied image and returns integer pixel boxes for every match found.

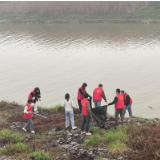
[62,93,77,129]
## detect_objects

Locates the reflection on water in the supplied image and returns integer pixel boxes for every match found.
[0,23,160,118]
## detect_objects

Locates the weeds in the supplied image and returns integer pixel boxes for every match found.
[0,129,24,143]
[0,142,28,154]
[30,151,51,160]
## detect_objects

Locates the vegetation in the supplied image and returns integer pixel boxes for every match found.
[30,151,51,160]
[0,2,160,20]
[0,129,24,143]
[37,105,62,113]
[0,142,28,154]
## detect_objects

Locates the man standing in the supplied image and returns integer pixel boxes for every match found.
[121,90,133,117]
[81,93,92,135]
[93,84,107,108]
[108,89,124,125]
[77,83,91,113]
[28,87,41,113]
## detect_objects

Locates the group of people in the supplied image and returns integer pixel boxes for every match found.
[22,84,133,135]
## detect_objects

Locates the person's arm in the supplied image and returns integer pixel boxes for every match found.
[62,101,65,107]
[108,97,118,106]
[87,102,92,115]
[79,88,85,96]
[102,91,107,102]
[86,91,91,98]
[126,95,130,106]
[71,100,75,108]
[24,106,28,114]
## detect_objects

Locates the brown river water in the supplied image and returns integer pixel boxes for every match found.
[0,23,160,118]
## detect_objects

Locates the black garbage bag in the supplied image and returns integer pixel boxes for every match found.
[91,105,107,128]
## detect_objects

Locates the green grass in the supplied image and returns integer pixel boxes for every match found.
[0,129,24,143]
[85,125,128,148]
[108,139,128,151]
[138,118,146,123]
[51,131,57,136]
[37,105,62,113]
[30,151,51,160]
[0,142,28,154]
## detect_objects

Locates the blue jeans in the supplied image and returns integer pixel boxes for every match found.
[24,118,34,131]
[65,110,75,128]
[124,104,132,117]
[94,101,101,108]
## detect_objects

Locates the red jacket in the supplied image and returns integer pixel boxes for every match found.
[77,86,86,100]
[28,90,36,102]
[115,94,125,109]
[124,93,133,105]
[93,87,103,101]
[81,99,89,115]
[24,103,33,119]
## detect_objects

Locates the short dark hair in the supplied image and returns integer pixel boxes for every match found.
[82,83,87,88]
[84,93,88,98]
[65,93,70,101]
[28,99,33,104]
[121,90,125,93]
[116,88,120,93]
[98,84,103,87]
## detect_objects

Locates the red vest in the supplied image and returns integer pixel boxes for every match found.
[28,90,36,101]
[124,93,132,104]
[77,86,86,100]
[93,87,103,101]
[115,94,124,109]
[81,99,89,115]
[24,103,33,119]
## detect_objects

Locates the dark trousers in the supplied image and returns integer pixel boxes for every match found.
[78,100,82,113]
[115,108,124,125]
[81,115,90,132]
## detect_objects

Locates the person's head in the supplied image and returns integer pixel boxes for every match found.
[98,84,103,88]
[27,99,33,104]
[116,88,120,95]
[84,93,88,99]
[82,83,87,89]
[65,93,70,101]
[120,90,125,95]
[34,87,40,93]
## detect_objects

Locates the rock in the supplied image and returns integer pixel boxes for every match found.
[117,157,124,160]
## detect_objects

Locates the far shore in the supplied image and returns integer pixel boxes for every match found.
[1,18,160,24]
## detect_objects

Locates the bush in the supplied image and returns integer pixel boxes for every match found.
[30,151,51,160]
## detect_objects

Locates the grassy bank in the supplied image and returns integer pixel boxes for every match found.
[0,2,160,22]
[0,101,160,160]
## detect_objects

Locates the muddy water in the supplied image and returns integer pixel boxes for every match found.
[0,23,160,118]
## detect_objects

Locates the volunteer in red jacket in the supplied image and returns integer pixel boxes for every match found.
[81,93,92,136]
[121,90,133,117]
[108,88,125,125]
[28,87,41,113]
[22,99,35,134]
[77,83,91,113]
[93,84,107,108]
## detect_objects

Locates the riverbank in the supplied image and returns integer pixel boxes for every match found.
[1,18,160,24]
[0,101,160,160]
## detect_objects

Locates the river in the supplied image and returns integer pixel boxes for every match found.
[0,22,160,118]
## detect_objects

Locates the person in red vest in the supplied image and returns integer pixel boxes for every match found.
[121,90,133,117]
[22,99,35,134]
[77,83,91,113]
[28,87,41,113]
[108,88,125,125]
[81,93,92,135]
[93,84,107,108]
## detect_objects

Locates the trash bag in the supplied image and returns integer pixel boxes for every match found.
[91,105,107,128]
